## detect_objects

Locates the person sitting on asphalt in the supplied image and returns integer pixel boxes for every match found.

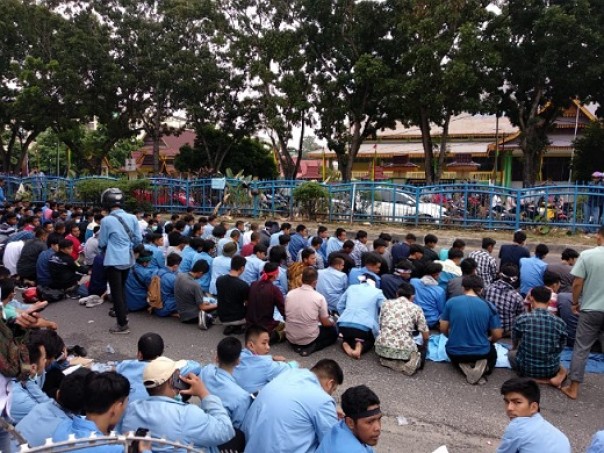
[483,264,524,337]
[48,239,88,293]
[16,227,48,286]
[497,378,570,453]
[216,255,249,335]
[240,231,259,257]
[438,238,465,262]
[519,243,549,297]
[150,252,181,317]
[209,241,237,295]
[143,232,166,269]
[316,255,348,313]
[587,431,604,453]
[35,235,60,288]
[391,233,417,265]
[53,372,133,452]
[309,225,329,264]
[380,260,413,300]
[375,282,429,376]
[200,337,252,432]
[337,274,386,360]
[246,262,286,341]
[316,384,382,453]
[285,267,337,357]
[447,257,477,300]
[121,356,234,452]
[269,222,290,247]
[178,237,204,273]
[326,227,347,257]
[509,286,568,388]
[288,224,309,262]
[240,243,267,285]
[469,237,498,287]
[124,248,155,312]
[265,245,289,296]
[174,259,217,329]
[332,239,356,275]
[440,275,503,385]
[407,243,426,278]
[366,237,391,276]
[350,230,369,268]
[298,237,325,269]
[499,230,530,271]
[348,252,382,288]
[15,368,91,448]
[410,262,446,330]
[233,325,297,394]
[546,248,579,294]
[421,233,439,262]
[523,270,561,314]
[242,359,343,453]
[287,248,316,290]
[435,248,463,291]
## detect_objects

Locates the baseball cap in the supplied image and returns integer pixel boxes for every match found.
[143,356,188,388]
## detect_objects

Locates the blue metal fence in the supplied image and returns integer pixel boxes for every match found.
[4,176,604,232]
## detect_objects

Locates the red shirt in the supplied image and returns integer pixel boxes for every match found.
[65,233,81,261]
[240,242,255,257]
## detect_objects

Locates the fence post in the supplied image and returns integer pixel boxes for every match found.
[463,184,468,228]
[515,188,522,231]
[414,186,420,227]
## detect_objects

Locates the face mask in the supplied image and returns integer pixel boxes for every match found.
[173,393,182,402]
[151,226,158,231]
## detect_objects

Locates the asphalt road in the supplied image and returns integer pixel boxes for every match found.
[37,294,603,453]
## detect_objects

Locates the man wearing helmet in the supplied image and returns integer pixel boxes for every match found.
[98,188,142,334]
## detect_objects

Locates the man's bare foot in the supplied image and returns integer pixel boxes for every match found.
[561,385,578,400]
[342,342,356,359]
[549,368,568,388]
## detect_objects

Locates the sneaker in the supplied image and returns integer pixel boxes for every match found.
[79,296,92,306]
[463,359,488,385]
[85,295,104,308]
[108,309,116,317]
[109,324,130,335]
[198,311,209,331]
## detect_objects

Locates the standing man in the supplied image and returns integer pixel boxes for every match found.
[98,188,141,334]
[561,225,604,400]
[469,237,498,287]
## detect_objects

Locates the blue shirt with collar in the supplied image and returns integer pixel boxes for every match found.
[288,233,307,261]
[121,395,234,453]
[241,255,265,285]
[53,416,122,452]
[7,378,51,424]
[588,431,604,453]
[144,243,165,269]
[348,267,381,288]
[269,231,284,247]
[497,413,570,453]
[98,209,142,268]
[316,266,348,312]
[232,348,294,394]
[154,267,178,317]
[202,223,215,239]
[316,420,374,453]
[209,255,231,295]
[15,400,73,447]
[178,245,197,273]
[410,277,446,327]
[519,256,548,295]
[337,283,385,336]
[326,237,343,257]
[124,263,155,311]
[36,248,55,287]
[195,251,213,292]
[200,364,252,429]
[242,368,338,453]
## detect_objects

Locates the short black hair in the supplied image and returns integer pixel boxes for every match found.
[513,230,527,244]
[424,234,438,245]
[253,243,268,255]
[231,255,246,271]
[268,246,287,264]
[280,222,291,231]
[245,325,269,344]
[335,228,346,238]
[500,263,519,278]
[278,234,291,245]
[535,244,549,259]
[482,237,496,249]
[561,248,579,261]
[343,239,355,249]
[191,259,210,274]
[29,329,65,361]
[543,270,561,287]
[373,238,388,249]
[0,279,15,301]
[462,274,484,291]
[84,372,130,414]
[301,248,316,261]
[356,230,368,240]
[217,337,242,366]
[405,233,417,241]
[138,332,164,361]
[451,239,465,249]
[500,377,540,406]
[296,224,307,233]
[531,286,552,304]
[409,244,424,255]
[425,262,443,276]
[58,367,93,413]
[58,239,74,250]
[341,385,380,419]
[302,266,318,284]
[460,257,478,276]
[166,253,182,267]
[310,236,323,247]
[448,248,464,260]
[212,225,226,238]
[378,232,392,242]
[396,281,415,299]
[364,252,382,266]
[311,359,344,385]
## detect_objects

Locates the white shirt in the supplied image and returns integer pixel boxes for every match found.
[3,241,24,275]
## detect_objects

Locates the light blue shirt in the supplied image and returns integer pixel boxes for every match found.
[348,267,381,288]
[200,364,252,429]
[265,263,288,296]
[178,246,197,273]
[316,420,374,453]
[115,360,149,402]
[192,252,213,292]
[7,378,51,424]
[337,283,385,336]
[209,255,231,295]
[242,368,338,453]
[15,400,73,447]
[410,277,447,327]
[154,268,178,317]
[587,431,604,453]
[269,231,284,247]
[144,243,165,269]
[232,348,293,394]
[519,256,548,295]
[53,416,122,452]
[316,267,348,312]
[241,255,266,285]
[98,209,142,267]
[497,413,570,453]
[325,237,343,257]
[124,264,155,311]
[121,395,234,453]
[216,237,234,257]
[202,224,215,239]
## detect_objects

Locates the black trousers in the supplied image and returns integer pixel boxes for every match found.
[105,266,130,327]
[339,326,375,354]
[447,344,498,375]
[291,325,338,353]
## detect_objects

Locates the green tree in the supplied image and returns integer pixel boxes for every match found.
[388,0,499,184]
[174,126,277,179]
[491,0,597,187]
[573,122,604,182]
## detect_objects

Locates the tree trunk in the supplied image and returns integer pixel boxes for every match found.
[434,113,451,184]
[519,122,549,188]
[419,108,435,184]
[152,106,161,175]
[337,152,352,182]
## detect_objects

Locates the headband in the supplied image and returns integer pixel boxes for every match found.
[347,407,382,420]
[261,268,279,281]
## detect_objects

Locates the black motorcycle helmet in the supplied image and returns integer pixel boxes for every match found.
[101,187,124,209]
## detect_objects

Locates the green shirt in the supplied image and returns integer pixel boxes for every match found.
[571,246,604,312]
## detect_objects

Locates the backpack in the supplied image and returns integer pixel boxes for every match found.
[147,275,163,310]
[0,318,31,380]
[36,286,65,303]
